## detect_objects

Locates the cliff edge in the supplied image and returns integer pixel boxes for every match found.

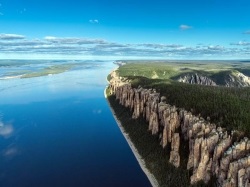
[107,69,250,187]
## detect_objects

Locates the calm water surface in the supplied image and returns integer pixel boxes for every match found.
[0,60,151,187]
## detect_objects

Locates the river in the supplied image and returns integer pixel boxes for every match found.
[0,60,151,187]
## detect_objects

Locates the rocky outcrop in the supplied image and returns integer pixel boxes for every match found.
[107,70,250,186]
[225,72,250,87]
[178,72,250,88]
[169,133,180,168]
[178,73,217,86]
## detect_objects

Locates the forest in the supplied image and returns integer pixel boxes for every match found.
[107,61,250,186]
[107,91,216,186]
[127,76,250,136]
[116,61,250,136]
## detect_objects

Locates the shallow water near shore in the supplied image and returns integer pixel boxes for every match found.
[0,60,151,187]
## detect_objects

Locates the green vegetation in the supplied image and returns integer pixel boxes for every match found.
[107,61,250,186]
[21,64,75,78]
[129,76,250,135]
[107,74,112,82]
[117,61,250,85]
[3,70,30,77]
[107,93,188,186]
[117,62,178,79]
[115,61,250,135]
[107,89,215,186]
[106,61,250,186]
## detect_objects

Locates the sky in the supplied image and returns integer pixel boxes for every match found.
[0,0,250,59]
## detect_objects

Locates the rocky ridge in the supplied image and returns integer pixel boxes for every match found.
[108,70,250,187]
[178,73,217,86]
[225,72,250,87]
[177,72,250,87]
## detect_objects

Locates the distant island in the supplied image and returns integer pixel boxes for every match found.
[105,60,250,187]
[0,60,100,79]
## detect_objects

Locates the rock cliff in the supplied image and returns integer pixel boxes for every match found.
[178,73,217,86]
[108,70,250,187]
[177,72,250,87]
[225,72,250,87]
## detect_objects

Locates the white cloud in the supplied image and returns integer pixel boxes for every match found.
[180,24,193,30]
[137,43,183,49]
[208,45,224,50]
[230,41,250,46]
[44,36,57,40]
[89,19,99,24]
[0,33,249,59]
[0,33,25,40]
[44,36,107,44]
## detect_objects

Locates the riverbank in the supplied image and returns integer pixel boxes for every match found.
[104,75,159,187]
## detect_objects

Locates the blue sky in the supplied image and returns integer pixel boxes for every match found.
[0,0,250,59]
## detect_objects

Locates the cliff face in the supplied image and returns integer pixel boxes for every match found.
[225,72,250,87]
[178,73,217,86]
[177,72,250,87]
[108,71,250,187]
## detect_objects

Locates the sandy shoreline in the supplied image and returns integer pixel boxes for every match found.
[104,87,159,187]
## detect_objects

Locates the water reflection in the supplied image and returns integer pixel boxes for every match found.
[0,60,151,187]
[0,123,14,138]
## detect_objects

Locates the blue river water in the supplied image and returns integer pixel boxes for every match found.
[0,60,151,187]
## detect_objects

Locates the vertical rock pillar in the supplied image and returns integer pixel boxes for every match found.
[169,133,180,168]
